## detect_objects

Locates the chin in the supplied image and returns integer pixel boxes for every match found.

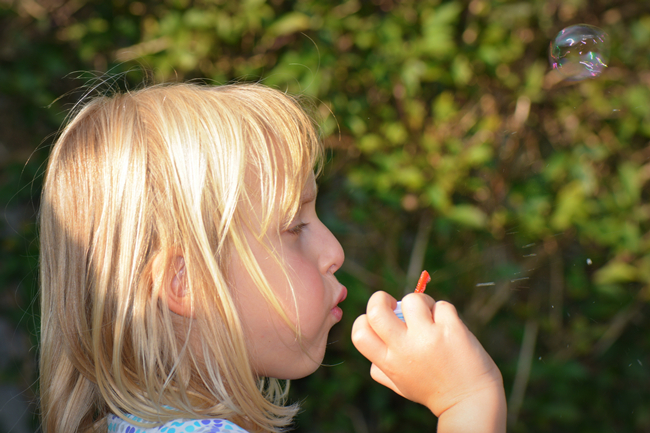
[275,350,327,380]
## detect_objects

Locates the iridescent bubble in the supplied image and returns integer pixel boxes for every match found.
[549,24,610,81]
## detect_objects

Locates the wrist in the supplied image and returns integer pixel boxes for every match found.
[435,383,507,433]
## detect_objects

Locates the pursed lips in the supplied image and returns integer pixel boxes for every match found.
[329,283,347,322]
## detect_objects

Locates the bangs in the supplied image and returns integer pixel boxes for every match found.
[211,85,323,237]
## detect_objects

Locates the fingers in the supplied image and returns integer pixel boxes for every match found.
[351,313,388,363]
[430,300,460,325]
[400,293,436,326]
[370,364,404,397]
[352,291,408,365]
[401,295,462,330]
[364,291,404,343]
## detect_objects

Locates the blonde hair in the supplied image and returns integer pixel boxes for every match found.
[39,83,323,433]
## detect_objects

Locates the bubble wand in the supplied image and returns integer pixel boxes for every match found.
[414,270,431,294]
[394,270,431,321]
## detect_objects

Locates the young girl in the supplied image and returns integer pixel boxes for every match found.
[39,82,506,433]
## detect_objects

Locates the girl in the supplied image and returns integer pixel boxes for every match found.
[39,82,506,433]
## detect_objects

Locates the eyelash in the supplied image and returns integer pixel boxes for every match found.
[287,222,308,235]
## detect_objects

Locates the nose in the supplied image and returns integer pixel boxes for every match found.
[316,219,345,275]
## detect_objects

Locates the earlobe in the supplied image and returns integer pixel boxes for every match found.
[152,252,193,318]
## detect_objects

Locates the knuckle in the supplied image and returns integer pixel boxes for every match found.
[368,290,390,304]
[401,292,417,303]
[366,291,391,316]
[366,304,383,326]
[436,300,458,314]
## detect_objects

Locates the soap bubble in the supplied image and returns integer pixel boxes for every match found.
[549,24,610,81]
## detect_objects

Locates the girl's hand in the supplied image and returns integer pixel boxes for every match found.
[351,291,506,432]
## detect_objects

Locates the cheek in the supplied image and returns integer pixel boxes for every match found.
[286,252,323,299]
[285,253,330,337]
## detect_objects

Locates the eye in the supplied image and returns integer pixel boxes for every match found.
[287,222,308,235]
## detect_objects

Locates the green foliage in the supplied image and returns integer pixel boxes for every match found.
[1,0,650,432]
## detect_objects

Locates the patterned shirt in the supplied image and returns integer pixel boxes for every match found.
[107,413,250,433]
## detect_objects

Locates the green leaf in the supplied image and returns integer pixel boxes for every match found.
[432,91,457,121]
[594,261,639,285]
[551,181,586,230]
[358,134,384,154]
[267,12,310,36]
[420,2,461,57]
[426,184,451,212]
[445,204,487,229]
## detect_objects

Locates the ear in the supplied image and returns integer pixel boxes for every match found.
[152,253,193,318]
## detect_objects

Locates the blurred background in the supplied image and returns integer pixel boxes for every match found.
[1,0,649,432]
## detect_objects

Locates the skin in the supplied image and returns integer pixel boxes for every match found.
[229,177,347,379]
[159,174,505,429]
[352,292,507,432]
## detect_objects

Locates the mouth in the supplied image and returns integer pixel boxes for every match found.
[337,285,348,305]
[330,285,347,322]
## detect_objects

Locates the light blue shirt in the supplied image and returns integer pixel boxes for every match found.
[107,413,250,433]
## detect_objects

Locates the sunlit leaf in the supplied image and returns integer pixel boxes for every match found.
[594,260,639,285]
[445,204,487,229]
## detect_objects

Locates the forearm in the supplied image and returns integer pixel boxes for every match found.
[435,385,507,433]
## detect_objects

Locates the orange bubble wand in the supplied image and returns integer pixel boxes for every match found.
[414,270,431,294]
[394,270,431,321]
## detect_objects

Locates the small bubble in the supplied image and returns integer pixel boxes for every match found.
[587,258,592,265]
[549,24,610,81]
[539,357,542,360]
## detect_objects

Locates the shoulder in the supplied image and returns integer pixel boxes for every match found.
[108,414,251,433]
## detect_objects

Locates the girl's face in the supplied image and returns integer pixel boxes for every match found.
[229,175,346,379]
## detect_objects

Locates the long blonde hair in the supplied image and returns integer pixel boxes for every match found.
[39,83,323,433]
